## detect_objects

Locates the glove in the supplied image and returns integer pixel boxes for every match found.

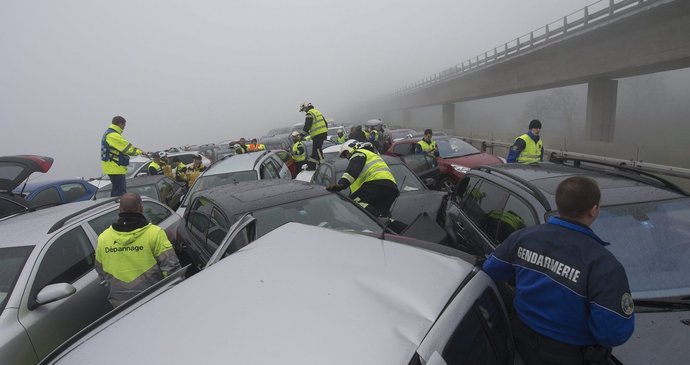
[326,183,343,192]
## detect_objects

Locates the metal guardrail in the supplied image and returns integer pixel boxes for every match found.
[389,0,659,98]
[457,136,690,180]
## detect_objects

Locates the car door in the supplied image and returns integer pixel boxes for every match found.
[17,226,111,361]
[400,153,439,182]
[414,272,515,365]
[271,155,291,180]
[206,214,256,267]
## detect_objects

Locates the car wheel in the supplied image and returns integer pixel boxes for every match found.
[439,176,455,193]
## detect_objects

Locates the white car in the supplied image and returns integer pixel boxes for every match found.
[176,150,291,216]
[294,144,342,182]
[41,223,519,365]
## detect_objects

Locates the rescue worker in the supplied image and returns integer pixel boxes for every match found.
[100,116,145,197]
[96,192,180,307]
[507,119,544,163]
[336,129,347,144]
[363,126,370,141]
[415,129,439,157]
[483,176,634,365]
[185,155,206,186]
[148,152,166,175]
[299,101,328,170]
[237,138,249,153]
[326,140,399,218]
[291,131,306,175]
[233,143,245,155]
[248,138,266,152]
[171,157,188,186]
[349,125,366,142]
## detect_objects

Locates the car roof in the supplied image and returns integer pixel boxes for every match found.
[475,162,686,209]
[49,223,473,365]
[199,179,329,216]
[329,154,403,171]
[204,151,271,175]
[0,199,119,249]
[17,178,90,190]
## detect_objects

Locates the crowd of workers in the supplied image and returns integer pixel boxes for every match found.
[99,107,631,365]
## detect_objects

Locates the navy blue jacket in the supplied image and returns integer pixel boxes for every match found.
[483,216,634,347]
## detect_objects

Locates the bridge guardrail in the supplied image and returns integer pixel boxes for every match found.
[390,0,660,98]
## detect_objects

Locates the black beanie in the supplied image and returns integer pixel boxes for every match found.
[528,119,542,130]
[112,116,126,125]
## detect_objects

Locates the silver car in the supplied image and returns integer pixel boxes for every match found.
[41,222,519,364]
[0,197,181,365]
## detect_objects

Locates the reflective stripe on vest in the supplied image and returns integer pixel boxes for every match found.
[149,161,163,175]
[336,135,347,143]
[349,149,396,194]
[516,134,543,164]
[292,141,306,162]
[307,108,328,137]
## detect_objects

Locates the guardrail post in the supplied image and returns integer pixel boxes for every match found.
[563,16,568,33]
[545,24,550,40]
[584,6,589,25]
[609,0,615,16]
[530,31,534,47]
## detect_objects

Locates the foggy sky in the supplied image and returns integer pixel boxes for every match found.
[1,0,597,180]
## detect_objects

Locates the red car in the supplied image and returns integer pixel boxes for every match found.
[385,136,504,192]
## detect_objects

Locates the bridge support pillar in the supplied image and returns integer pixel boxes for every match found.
[442,103,455,133]
[402,109,412,127]
[586,79,618,141]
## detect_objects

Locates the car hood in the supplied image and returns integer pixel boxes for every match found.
[440,152,502,167]
[0,155,53,192]
[391,190,447,225]
[613,310,690,364]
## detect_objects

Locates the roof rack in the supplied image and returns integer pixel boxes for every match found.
[477,165,552,211]
[47,198,119,234]
[549,155,688,195]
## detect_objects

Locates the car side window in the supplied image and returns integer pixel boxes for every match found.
[275,150,290,162]
[392,143,414,156]
[0,197,26,216]
[321,166,333,185]
[206,208,229,253]
[60,183,87,203]
[453,176,479,204]
[32,227,94,297]
[494,195,537,243]
[142,201,171,225]
[441,288,511,365]
[462,181,510,243]
[157,179,175,204]
[32,187,62,206]
[261,160,279,179]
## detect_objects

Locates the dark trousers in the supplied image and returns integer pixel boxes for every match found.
[307,134,326,170]
[108,174,127,197]
[512,316,612,365]
[350,182,399,217]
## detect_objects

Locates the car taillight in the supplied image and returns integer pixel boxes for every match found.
[21,155,54,173]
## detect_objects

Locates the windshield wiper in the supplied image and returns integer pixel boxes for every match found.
[634,298,690,312]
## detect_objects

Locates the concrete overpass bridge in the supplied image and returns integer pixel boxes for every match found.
[359,0,690,142]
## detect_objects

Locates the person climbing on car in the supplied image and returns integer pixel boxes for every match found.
[100,116,146,196]
[299,101,328,170]
[291,131,306,175]
[326,140,399,218]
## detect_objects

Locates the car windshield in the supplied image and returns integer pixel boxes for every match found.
[0,246,34,315]
[180,170,258,209]
[591,198,690,300]
[391,130,413,140]
[126,161,149,178]
[128,185,159,200]
[436,138,480,158]
[389,165,424,192]
[250,194,383,237]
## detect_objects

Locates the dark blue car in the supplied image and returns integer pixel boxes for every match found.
[14,179,97,207]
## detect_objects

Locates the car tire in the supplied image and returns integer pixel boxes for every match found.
[439,176,455,193]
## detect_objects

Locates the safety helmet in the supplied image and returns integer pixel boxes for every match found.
[298,102,312,112]
[157,151,167,159]
[337,129,344,134]
[339,139,358,158]
[291,131,301,137]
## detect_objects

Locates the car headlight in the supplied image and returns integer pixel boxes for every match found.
[451,164,471,173]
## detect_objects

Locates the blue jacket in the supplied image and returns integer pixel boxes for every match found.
[483,216,634,347]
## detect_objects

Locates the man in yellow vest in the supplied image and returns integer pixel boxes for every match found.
[248,138,266,152]
[291,131,307,174]
[100,116,146,197]
[299,101,328,170]
[416,129,439,157]
[326,140,399,217]
[336,129,347,144]
[148,152,166,175]
[507,119,544,163]
[96,192,180,307]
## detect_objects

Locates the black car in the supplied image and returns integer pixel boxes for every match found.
[177,179,389,271]
[0,155,54,220]
[444,158,690,364]
[95,175,187,210]
[310,154,446,229]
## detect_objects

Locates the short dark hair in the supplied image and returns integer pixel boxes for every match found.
[555,176,601,219]
[424,129,433,135]
[529,119,542,130]
[112,116,126,126]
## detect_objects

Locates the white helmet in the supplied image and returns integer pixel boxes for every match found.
[291,131,301,138]
[157,151,167,159]
[298,102,312,112]
[339,139,358,158]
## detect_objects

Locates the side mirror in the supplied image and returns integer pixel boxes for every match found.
[33,283,77,308]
